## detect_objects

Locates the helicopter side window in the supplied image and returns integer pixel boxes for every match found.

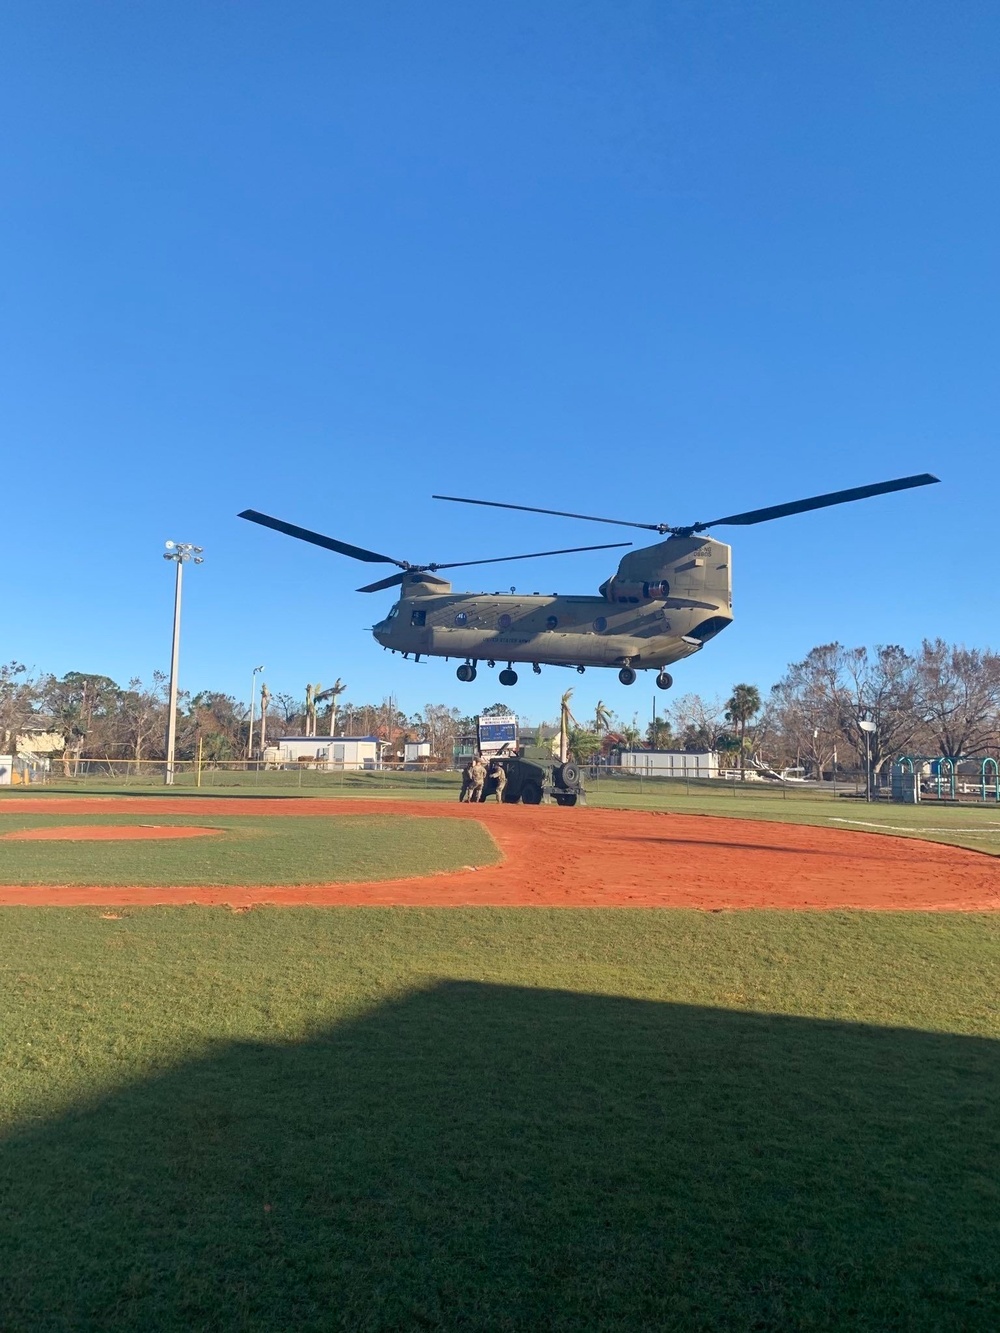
[411,609,426,627]
[593,616,608,633]
[545,615,558,629]
[454,611,468,626]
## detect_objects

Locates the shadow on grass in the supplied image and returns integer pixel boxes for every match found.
[612,835,853,857]
[2,985,997,1330]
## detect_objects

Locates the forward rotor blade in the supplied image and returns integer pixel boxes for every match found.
[430,541,631,572]
[691,474,940,532]
[238,510,404,566]
[356,571,451,594]
[433,495,659,531]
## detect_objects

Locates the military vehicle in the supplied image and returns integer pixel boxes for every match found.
[464,710,584,805]
[482,753,584,806]
[239,473,938,689]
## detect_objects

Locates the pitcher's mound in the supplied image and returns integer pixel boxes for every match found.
[2,825,222,842]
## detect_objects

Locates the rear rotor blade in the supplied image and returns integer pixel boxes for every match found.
[238,510,404,565]
[356,571,451,594]
[430,541,631,572]
[433,495,660,532]
[691,473,940,532]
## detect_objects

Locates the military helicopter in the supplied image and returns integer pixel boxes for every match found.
[238,472,938,689]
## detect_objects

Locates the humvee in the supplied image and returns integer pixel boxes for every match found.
[480,751,585,806]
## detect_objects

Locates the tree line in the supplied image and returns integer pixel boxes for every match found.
[3,637,998,775]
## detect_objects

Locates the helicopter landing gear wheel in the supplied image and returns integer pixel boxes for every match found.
[499,667,518,687]
[618,666,637,686]
[655,671,673,690]
[457,663,477,683]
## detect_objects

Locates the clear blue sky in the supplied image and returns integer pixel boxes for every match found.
[3,1,995,728]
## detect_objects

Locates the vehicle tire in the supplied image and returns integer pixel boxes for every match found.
[559,762,580,787]
[520,780,542,805]
[554,793,577,806]
[499,668,518,686]
[457,664,477,683]
[656,671,673,690]
[618,667,637,685]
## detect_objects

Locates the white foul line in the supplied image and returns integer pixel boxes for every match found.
[829,817,1000,835]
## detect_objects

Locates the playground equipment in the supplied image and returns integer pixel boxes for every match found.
[891,756,1000,804]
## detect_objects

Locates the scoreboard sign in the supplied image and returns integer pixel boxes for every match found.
[477,713,519,755]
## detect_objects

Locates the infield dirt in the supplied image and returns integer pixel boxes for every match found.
[0,796,997,910]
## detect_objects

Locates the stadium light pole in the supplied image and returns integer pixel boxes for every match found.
[859,718,876,803]
[162,542,204,786]
[247,665,265,764]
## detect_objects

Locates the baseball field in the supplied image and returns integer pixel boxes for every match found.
[1,786,998,1330]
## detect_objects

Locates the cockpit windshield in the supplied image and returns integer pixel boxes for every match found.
[387,602,400,619]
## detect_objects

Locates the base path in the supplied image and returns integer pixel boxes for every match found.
[2,824,221,842]
[0,797,997,910]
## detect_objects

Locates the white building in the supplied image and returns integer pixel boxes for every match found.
[617,749,720,779]
[404,741,431,765]
[277,736,385,770]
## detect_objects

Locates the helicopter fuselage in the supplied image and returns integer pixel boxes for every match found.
[372,535,733,677]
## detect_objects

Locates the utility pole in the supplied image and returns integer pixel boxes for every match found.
[162,542,204,785]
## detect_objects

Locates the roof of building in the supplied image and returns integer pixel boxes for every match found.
[278,735,384,744]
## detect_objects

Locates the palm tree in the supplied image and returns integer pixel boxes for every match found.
[559,688,576,763]
[593,700,613,740]
[725,683,761,779]
[259,683,270,753]
[314,678,347,736]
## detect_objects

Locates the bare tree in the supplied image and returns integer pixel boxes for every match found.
[0,662,38,754]
[668,693,727,753]
[415,703,463,760]
[916,639,1000,758]
[120,673,169,769]
[772,643,924,783]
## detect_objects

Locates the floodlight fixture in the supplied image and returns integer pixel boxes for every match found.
[162,540,205,786]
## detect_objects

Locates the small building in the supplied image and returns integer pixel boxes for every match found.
[617,749,720,779]
[277,735,385,770]
[404,741,431,768]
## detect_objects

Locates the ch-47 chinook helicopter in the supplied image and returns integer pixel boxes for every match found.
[238,472,938,689]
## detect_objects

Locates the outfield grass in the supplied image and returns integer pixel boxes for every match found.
[0,813,498,886]
[1,908,998,1330]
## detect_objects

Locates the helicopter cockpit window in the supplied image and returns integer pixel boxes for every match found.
[387,603,400,619]
[411,609,426,627]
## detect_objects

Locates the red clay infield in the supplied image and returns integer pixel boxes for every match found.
[0,796,997,910]
[2,824,221,842]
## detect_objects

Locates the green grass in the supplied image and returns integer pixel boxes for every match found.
[585,781,1000,856]
[1,908,999,1330]
[0,813,498,886]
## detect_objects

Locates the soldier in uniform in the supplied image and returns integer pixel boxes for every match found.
[459,759,474,802]
[468,754,487,803]
[490,760,507,804]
